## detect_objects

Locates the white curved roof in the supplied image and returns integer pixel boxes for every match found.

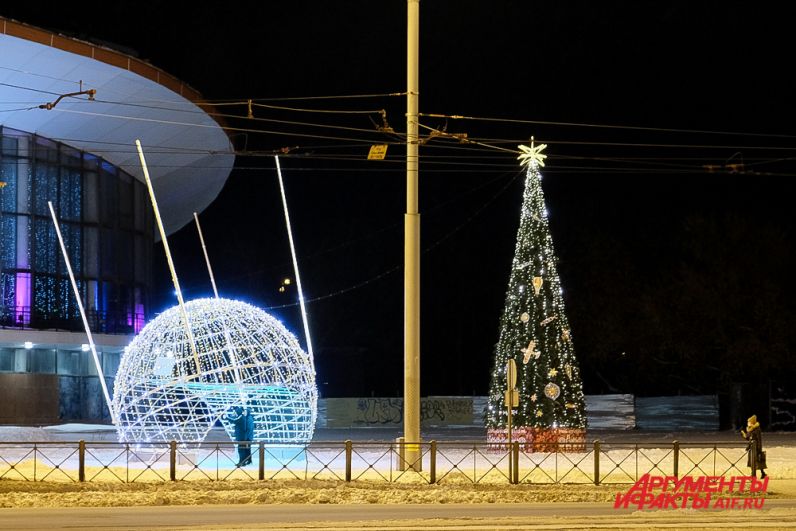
[0,18,234,234]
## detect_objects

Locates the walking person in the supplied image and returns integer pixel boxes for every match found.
[741,414,767,479]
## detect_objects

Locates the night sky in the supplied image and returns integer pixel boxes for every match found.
[6,2,796,406]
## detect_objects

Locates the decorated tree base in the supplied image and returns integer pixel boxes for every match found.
[487,427,586,453]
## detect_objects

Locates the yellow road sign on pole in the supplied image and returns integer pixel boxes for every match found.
[368,144,388,160]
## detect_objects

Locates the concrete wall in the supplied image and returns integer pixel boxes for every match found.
[319,396,473,428]
[635,395,720,431]
[0,374,115,425]
[586,394,636,430]
[770,382,796,431]
[318,394,718,431]
[0,373,59,424]
[58,376,115,422]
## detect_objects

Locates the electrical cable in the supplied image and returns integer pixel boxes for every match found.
[195,92,406,103]
[419,111,796,140]
[48,108,401,145]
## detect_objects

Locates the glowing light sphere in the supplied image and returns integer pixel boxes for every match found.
[112,298,317,444]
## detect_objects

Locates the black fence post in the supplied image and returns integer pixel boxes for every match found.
[258,443,265,481]
[593,440,600,486]
[429,440,437,484]
[512,441,520,484]
[78,440,85,482]
[169,440,177,481]
[345,440,352,482]
[673,440,679,478]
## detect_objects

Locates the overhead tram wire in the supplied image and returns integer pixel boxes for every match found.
[64,95,389,122]
[14,82,796,158]
[418,111,796,140]
[9,131,790,176]
[11,80,796,148]
[195,92,406,104]
[51,107,397,139]
[0,81,64,96]
[0,106,37,113]
[248,102,387,115]
[48,108,405,146]
[466,137,796,152]
[0,65,84,86]
[0,76,403,107]
[11,91,795,174]
[419,134,796,156]
[34,133,791,172]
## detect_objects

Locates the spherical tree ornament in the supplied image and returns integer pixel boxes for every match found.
[520,312,530,323]
[112,297,317,444]
[544,382,561,400]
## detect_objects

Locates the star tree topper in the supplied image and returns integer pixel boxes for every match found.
[517,137,547,167]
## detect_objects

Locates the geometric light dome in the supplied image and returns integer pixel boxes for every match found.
[112,298,317,444]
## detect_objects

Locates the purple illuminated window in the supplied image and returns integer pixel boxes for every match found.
[15,272,31,325]
[134,303,145,333]
[128,303,145,333]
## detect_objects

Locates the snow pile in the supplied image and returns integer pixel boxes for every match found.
[0,426,56,442]
[0,478,617,508]
[1,478,795,509]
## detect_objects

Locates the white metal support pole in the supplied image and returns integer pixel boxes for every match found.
[275,156,315,363]
[135,140,202,377]
[193,211,245,399]
[48,201,116,423]
[404,0,421,471]
[193,212,219,299]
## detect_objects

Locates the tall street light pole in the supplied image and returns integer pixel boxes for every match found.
[404,0,421,470]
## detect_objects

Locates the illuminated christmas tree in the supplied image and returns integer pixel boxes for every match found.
[486,139,586,451]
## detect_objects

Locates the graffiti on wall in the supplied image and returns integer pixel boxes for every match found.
[356,398,403,424]
[420,397,472,424]
[324,397,474,427]
[770,382,796,431]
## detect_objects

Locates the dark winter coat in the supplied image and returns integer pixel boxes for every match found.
[228,406,248,442]
[244,408,255,442]
[743,424,766,470]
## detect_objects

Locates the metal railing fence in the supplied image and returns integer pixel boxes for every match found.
[0,439,754,485]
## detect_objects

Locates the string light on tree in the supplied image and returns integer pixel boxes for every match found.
[486,137,586,451]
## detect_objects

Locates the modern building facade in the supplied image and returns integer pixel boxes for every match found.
[0,16,234,424]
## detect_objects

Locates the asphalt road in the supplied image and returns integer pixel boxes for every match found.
[2,500,796,530]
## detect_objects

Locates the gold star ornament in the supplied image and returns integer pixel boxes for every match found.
[517,137,547,168]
